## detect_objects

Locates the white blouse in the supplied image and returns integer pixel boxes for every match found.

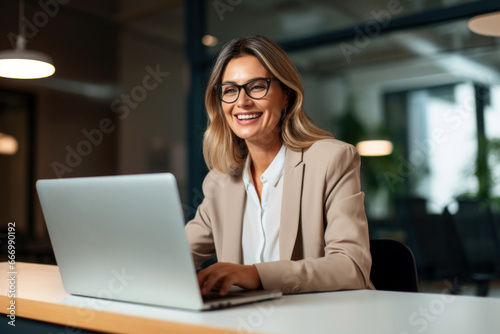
[241,145,286,265]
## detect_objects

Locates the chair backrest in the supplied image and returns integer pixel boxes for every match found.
[446,200,500,274]
[411,210,467,281]
[370,239,419,292]
[396,196,468,282]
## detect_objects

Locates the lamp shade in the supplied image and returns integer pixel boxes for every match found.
[468,11,500,37]
[0,49,55,79]
[356,140,393,157]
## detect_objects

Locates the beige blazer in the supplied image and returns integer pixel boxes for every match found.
[185,139,374,294]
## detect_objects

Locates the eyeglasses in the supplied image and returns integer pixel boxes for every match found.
[215,77,279,103]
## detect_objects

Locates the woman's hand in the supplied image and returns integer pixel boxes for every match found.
[197,262,262,296]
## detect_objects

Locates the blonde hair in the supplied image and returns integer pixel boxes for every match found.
[203,35,333,175]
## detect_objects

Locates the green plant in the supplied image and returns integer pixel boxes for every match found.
[457,136,500,208]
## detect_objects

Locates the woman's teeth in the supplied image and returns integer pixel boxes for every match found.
[236,113,261,120]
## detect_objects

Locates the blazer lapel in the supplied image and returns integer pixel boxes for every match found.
[221,175,245,264]
[279,148,304,260]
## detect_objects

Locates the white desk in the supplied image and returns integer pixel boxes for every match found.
[1,262,500,333]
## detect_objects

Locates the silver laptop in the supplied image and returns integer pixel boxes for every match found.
[36,173,282,311]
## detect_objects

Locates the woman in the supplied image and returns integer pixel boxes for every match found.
[186,35,374,296]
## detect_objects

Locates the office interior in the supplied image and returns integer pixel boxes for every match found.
[0,0,500,297]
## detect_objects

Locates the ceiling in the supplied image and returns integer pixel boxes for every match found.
[17,0,500,82]
[50,0,185,46]
[207,0,480,42]
[203,0,500,82]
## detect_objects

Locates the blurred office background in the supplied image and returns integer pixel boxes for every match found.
[1,0,500,296]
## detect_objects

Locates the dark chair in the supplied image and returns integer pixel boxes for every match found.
[444,200,500,296]
[396,197,466,294]
[370,239,419,292]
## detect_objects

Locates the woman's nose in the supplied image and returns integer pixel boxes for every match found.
[236,88,253,108]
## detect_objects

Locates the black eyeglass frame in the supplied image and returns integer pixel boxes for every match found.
[215,77,279,103]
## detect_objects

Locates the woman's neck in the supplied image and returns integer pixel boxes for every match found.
[246,138,282,177]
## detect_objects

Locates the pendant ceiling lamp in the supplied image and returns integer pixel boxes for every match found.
[0,0,55,79]
[468,11,500,37]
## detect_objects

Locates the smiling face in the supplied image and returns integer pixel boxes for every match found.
[220,55,288,149]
